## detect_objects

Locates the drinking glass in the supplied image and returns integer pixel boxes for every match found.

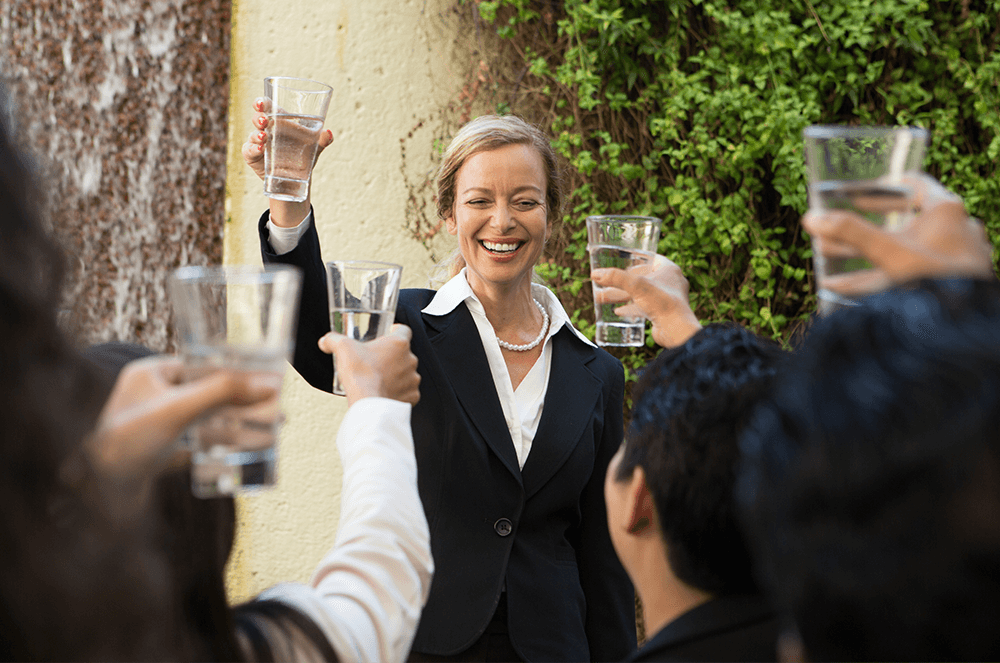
[587,215,661,346]
[326,260,402,395]
[262,76,333,202]
[169,264,302,497]
[804,125,929,314]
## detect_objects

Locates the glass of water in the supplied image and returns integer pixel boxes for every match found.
[262,76,333,202]
[169,264,302,498]
[587,215,661,346]
[804,125,929,315]
[326,260,403,395]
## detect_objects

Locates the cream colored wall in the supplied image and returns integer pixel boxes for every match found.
[223,0,464,601]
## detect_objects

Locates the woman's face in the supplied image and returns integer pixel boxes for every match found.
[446,143,549,294]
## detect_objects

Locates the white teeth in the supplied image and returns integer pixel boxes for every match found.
[482,241,520,252]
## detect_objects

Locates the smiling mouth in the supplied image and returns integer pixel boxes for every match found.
[480,240,524,255]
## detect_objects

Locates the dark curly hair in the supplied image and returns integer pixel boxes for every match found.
[619,322,788,596]
[738,278,1000,661]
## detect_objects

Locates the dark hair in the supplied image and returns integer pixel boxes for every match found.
[153,467,339,662]
[233,599,340,662]
[620,322,787,595]
[0,91,175,660]
[85,341,339,662]
[738,278,1000,661]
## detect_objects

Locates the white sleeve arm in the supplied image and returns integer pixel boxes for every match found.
[266,211,313,255]
[258,397,432,663]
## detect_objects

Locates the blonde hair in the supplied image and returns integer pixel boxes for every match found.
[434,115,565,279]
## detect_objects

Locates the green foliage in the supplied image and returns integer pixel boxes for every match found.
[472,0,1000,377]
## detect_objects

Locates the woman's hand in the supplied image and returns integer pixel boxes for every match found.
[241,97,335,182]
[319,324,421,406]
[79,356,279,524]
[591,255,703,349]
[804,174,995,295]
[88,356,279,483]
[241,97,334,228]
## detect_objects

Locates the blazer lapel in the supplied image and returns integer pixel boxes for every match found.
[521,328,603,498]
[423,305,523,482]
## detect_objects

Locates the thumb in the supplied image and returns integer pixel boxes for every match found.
[387,323,412,342]
[591,266,632,290]
[318,330,347,355]
[316,129,334,158]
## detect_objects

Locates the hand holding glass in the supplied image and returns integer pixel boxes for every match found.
[587,215,661,346]
[169,265,301,498]
[262,76,333,203]
[326,260,402,396]
[804,125,929,314]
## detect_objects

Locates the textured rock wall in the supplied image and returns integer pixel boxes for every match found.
[0,0,232,350]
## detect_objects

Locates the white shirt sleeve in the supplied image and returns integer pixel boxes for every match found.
[266,211,313,255]
[257,397,432,663]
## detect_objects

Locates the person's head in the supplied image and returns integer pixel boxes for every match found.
[84,342,337,662]
[738,278,1000,661]
[606,323,787,598]
[0,93,102,472]
[0,91,175,660]
[83,341,243,661]
[435,114,564,283]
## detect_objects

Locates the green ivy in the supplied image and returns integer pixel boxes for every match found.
[469,0,999,379]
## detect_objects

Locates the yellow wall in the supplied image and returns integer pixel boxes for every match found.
[223,0,464,601]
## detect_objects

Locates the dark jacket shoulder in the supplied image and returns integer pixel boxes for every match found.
[627,595,779,662]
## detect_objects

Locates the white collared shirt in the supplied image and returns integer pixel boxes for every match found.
[266,214,597,468]
[422,269,594,469]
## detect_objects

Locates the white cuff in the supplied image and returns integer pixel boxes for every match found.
[267,211,312,255]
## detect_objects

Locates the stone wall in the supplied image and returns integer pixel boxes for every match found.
[2,0,473,602]
[0,0,232,351]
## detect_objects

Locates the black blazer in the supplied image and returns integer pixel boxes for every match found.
[625,595,779,662]
[260,213,636,661]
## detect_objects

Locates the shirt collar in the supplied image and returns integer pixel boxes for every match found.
[421,268,596,348]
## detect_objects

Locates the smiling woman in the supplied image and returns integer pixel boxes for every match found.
[248,113,636,662]
[446,142,550,386]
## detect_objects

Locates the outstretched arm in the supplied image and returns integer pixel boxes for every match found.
[83,357,278,522]
[256,326,431,663]
[248,93,337,391]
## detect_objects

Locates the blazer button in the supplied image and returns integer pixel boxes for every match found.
[494,518,513,537]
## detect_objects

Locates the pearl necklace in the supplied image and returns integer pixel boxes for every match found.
[497,299,549,352]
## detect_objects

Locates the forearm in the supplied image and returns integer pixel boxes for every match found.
[259,209,335,392]
[268,198,312,229]
[307,398,432,663]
